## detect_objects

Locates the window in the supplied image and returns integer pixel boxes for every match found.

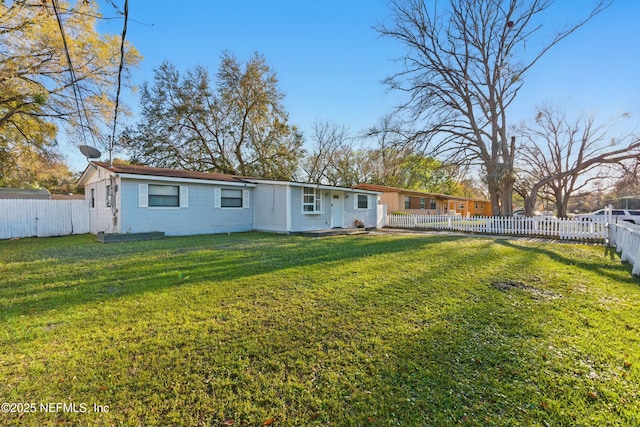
[420,198,426,209]
[148,184,179,207]
[106,184,111,207]
[90,188,95,209]
[356,194,368,209]
[221,189,242,208]
[429,198,436,210]
[404,196,410,209]
[459,203,465,210]
[303,187,322,213]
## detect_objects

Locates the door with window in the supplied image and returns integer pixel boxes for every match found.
[331,192,343,228]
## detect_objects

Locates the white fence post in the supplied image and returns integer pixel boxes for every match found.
[383,212,639,278]
[383,213,609,242]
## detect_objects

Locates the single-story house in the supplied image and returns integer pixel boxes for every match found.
[77,162,382,236]
[352,183,492,217]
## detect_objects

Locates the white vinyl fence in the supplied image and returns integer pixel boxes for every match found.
[386,214,608,242]
[0,199,89,239]
[608,222,640,276]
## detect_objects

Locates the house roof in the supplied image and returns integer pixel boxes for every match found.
[94,162,252,183]
[352,183,489,202]
[248,178,382,194]
[78,162,255,186]
[51,193,85,200]
[79,162,381,194]
[0,187,51,199]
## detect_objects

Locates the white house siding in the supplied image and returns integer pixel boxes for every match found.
[119,179,253,236]
[344,193,378,229]
[86,167,120,234]
[289,187,334,231]
[287,187,380,231]
[252,184,289,232]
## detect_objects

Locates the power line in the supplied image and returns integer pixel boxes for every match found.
[109,0,128,166]
[50,0,97,147]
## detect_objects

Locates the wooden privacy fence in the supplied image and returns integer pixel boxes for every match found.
[386,214,608,242]
[608,222,640,276]
[0,199,89,239]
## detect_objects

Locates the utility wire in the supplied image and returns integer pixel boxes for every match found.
[109,0,128,166]
[50,0,97,147]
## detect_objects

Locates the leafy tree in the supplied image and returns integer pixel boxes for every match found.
[516,106,640,217]
[125,52,304,180]
[376,0,608,215]
[0,0,140,187]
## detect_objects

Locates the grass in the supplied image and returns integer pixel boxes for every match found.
[0,231,638,426]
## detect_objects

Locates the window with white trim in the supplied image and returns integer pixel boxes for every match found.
[356,194,368,209]
[221,189,243,208]
[303,187,322,213]
[420,198,426,209]
[429,198,436,210]
[148,184,179,207]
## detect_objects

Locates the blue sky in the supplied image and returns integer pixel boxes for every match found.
[69,0,640,171]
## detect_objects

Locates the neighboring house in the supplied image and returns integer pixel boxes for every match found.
[352,183,492,217]
[77,162,381,236]
[0,187,51,199]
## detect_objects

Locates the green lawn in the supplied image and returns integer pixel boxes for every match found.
[0,232,638,426]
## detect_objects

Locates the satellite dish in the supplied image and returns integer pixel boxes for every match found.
[79,145,102,160]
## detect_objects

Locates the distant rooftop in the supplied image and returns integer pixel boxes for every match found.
[0,187,51,200]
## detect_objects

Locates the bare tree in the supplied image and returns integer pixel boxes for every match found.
[516,106,640,217]
[377,0,609,215]
[611,160,640,209]
[301,120,353,184]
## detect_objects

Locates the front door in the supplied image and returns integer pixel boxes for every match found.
[331,192,343,228]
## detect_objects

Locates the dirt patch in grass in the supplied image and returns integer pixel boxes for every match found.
[492,279,561,300]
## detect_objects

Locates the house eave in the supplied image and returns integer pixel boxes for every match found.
[248,179,381,195]
[115,173,257,187]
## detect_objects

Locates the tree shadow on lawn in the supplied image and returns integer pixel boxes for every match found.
[5,234,636,425]
[493,239,639,285]
[0,232,459,322]
[349,272,637,426]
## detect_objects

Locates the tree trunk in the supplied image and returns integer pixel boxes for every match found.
[555,191,570,218]
[525,180,546,217]
[500,179,514,216]
[524,194,537,217]
[488,182,501,216]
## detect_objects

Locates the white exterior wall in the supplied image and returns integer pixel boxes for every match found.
[289,186,332,231]
[252,184,289,232]
[287,187,379,231]
[119,178,253,236]
[343,193,379,229]
[86,167,120,234]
